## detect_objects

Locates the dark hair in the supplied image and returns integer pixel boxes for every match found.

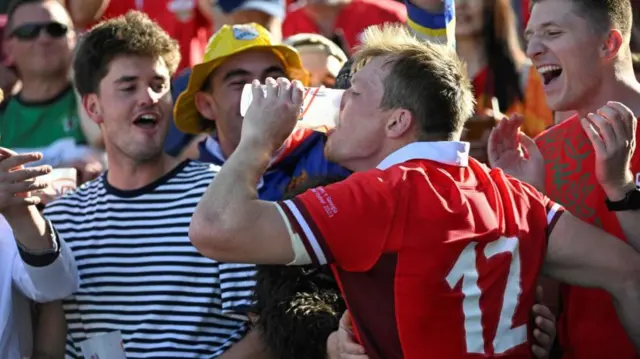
[254,175,348,359]
[73,10,180,96]
[532,0,632,38]
[481,0,525,112]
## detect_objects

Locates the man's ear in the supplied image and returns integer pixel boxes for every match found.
[600,29,624,60]
[194,91,218,123]
[385,109,414,139]
[82,94,104,125]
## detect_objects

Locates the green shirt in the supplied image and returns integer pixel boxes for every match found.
[0,86,86,148]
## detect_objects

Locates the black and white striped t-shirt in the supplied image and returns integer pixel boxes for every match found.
[44,161,257,359]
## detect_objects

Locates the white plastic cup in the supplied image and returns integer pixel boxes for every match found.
[240,84,344,132]
[38,168,77,198]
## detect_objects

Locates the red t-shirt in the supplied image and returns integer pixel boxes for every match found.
[277,145,564,359]
[282,0,407,54]
[536,115,640,359]
[97,0,211,71]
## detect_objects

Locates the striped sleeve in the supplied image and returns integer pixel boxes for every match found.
[405,0,456,48]
[275,172,398,271]
[545,199,565,237]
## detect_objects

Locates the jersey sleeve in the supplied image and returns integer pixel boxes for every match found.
[405,0,455,48]
[275,171,400,271]
[514,178,566,238]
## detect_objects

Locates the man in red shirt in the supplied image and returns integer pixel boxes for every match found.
[189,24,640,358]
[283,0,406,54]
[519,0,640,358]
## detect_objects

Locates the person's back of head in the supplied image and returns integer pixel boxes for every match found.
[73,10,181,165]
[324,23,474,171]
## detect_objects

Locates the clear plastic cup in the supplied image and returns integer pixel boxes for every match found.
[38,168,77,198]
[240,84,344,133]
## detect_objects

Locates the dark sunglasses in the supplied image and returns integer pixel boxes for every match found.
[10,22,68,40]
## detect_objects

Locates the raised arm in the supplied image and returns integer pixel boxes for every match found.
[405,0,455,47]
[543,212,640,351]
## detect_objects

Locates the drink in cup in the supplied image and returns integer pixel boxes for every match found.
[240,84,344,133]
[38,168,77,198]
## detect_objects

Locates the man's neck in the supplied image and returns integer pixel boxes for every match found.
[456,36,486,79]
[575,69,640,118]
[19,75,70,102]
[106,153,180,191]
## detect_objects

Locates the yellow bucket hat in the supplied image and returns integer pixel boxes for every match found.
[174,23,308,135]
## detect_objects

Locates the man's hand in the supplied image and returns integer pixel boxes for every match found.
[0,147,51,216]
[241,77,305,153]
[531,286,557,359]
[327,311,368,359]
[580,101,637,200]
[488,114,545,191]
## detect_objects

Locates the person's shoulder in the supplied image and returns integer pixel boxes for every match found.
[180,160,221,177]
[44,177,105,214]
[534,114,581,145]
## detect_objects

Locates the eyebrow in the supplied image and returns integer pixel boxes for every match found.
[222,66,286,83]
[525,21,561,37]
[114,75,167,84]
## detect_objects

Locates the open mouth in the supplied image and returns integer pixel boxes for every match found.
[538,65,563,86]
[133,113,159,129]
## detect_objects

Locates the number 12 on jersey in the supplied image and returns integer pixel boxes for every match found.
[446,236,527,355]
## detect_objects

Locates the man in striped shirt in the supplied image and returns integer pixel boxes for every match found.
[3,11,267,359]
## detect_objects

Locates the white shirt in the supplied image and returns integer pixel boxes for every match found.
[0,215,79,359]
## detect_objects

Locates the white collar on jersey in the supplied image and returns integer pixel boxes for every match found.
[376,141,470,170]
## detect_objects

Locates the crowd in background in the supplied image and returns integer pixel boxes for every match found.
[1,0,640,358]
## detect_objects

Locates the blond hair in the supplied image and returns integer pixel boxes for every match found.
[352,24,475,139]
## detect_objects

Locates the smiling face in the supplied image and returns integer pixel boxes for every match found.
[84,55,172,163]
[525,0,606,112]
[196,49,287,156]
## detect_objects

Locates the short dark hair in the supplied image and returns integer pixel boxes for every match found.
[353,24,475,140]
[73,10,181,96]
[532,0,633,39]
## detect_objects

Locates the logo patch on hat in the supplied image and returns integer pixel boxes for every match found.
[232,25,259,40]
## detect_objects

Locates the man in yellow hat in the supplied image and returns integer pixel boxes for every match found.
[173,22,351,200]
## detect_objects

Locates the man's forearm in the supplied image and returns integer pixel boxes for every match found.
[6,206,53,252]
[217,328,272,359]
[612,278,640,351]
[604,183,640,252]
[193,140,272,235]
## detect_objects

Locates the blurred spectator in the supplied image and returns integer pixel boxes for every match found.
[283,0,406,55]
[97,0,213,71]
[284,33,347,87]
[1,0,103,183]
[633,52,640,80]
[59,0,109,30]
[0,212,76,359]
[212,0,286,41]
[454,0,552,137]
[0,15,20,99]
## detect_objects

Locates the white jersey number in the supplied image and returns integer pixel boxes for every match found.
[446,236,526,354]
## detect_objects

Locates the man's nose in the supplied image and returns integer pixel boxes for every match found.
[526,37,545,60]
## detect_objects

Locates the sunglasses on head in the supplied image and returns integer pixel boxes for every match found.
[10,22,68,40]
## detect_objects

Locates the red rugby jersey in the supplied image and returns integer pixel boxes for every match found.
[277,142,564,359]
[536,115,640,359]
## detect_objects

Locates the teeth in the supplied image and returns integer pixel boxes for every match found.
[537,65,562,74]
[140,115,156,120]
